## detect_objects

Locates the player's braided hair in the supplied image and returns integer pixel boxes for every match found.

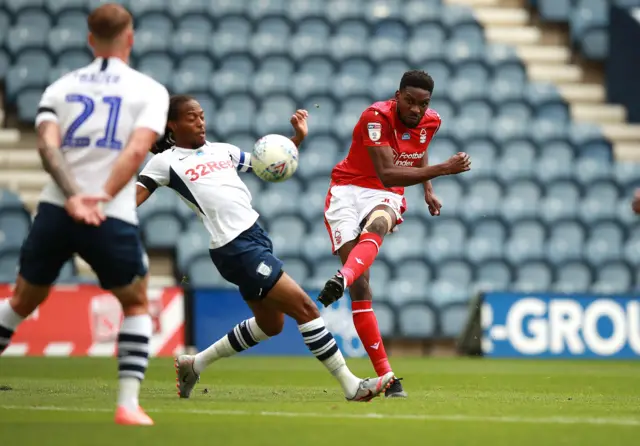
[399,70,435,93]
[150,94,195,154]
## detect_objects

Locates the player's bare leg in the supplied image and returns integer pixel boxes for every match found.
[0,275,51,354]
[264,272,394,401]
[319,205,396,306]
[176,301,284,398]
[110,275,155,426]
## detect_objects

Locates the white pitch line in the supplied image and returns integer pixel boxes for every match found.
[1,405,640,427]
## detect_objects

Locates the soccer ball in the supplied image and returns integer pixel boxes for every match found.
[251,134,299,182]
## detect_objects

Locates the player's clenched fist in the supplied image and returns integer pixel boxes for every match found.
[444,152,471,175]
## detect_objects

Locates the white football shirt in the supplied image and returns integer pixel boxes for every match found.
[35,57,170,225]
[137,141,259,249]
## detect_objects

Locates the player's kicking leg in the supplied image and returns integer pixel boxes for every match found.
[176,223,394,401]
[320,204,407,397]
[175,300,283,398]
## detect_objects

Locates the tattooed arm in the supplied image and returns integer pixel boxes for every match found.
[36,121,80,199]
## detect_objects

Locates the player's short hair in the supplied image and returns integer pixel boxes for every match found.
[399,70,435,93]
[87,3,133,41]
[151,95,195,154]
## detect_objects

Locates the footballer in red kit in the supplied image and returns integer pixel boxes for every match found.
[320,70,472,398]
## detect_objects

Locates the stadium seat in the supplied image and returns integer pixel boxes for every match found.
[538,0,572,22]
[141,213,184,250]
[0,249,20,280]
[269,215,307,257]
[475,260,512,292]
[426,218,466,262]
[440,303,471,338]
[372,302,397,338]
[187,253,234,289]
[48,27,87,56]
[513,261,553,291]
[554,261,593,293]
[591,261,633,293]
[17,89,44,122]
[398,303,438,338]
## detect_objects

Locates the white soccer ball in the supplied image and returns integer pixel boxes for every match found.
[251,134,299,183]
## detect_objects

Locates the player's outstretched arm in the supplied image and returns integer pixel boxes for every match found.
[368,146,471,188]
[37,121,81,198]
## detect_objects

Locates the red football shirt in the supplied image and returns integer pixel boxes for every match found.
[330,99,441,196]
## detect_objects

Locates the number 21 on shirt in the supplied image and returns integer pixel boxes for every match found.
[62,94,123,150]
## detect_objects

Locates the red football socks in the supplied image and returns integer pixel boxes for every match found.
[352,300,392,376]
[339,232,383,287]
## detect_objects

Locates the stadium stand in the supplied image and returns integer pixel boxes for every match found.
[0,0,639,338]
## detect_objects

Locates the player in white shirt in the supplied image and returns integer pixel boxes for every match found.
[0,5,169,426]
[136,95,396,402]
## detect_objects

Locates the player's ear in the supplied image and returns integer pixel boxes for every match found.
[394,90,400,101]
[87,32,96,50]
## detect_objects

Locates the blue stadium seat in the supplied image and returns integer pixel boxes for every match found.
[475,260,512,292]
[571,0,608,60]
[16,89,43,122]
[381,233,424,263]
[6,0,45,16]
[16,9,52,30]
[0,249,19,280]
[495,140,536,184]
[172,67,210,95]
[459,178,502,220]
[398,303,438,338]
[252,188,300,220]
[141,213,183,250]
[187,253,234,289]
[546,219,586,265]
[584,221,624,266]
[207,0,247,18]
[48,27,87,57]
[167,0,208,20]
[215,58,254,78]
[386,278,426,305]
[554,261,593,293]
[250,31,289,60]
[6,64,48,102]
[440,303,471,337]
[574,156,612,186]
[432,177,464,215]
[366,259,393,297]
[426,218,466,262]
[297,135,339,178]
[214,94,257,138]
[0,212,30,249]
[467,218,508,256]
[254,95,297,136]
[136,12,173,33]
[131,29,169,58]
[497,100,533,121]
[138,187,179,221]
[591,261,633,294]
[285,0,325,21]
[126,0,167,18]
[402,0,442,26]
[372,302,397,338]
[288,34,331,62]
[538,0,572,22]
[177,14,214,33]
[176,230,210,273]
[56,10,87,30]
[209,31,249,60]
[52,0,90,19]
[5,26,49,58]
[171,30,210,60]
[281,257,310,286]
[579,181,620,224]
[499,177,541,222]
[513,261,553,291]
[269,215,307,257]
[504,219,546,264]
[57,49,92,70]
[539,179,581,223]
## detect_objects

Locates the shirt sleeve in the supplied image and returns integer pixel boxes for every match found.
[225,143,253,173]
[358,109,393,147]
[133,82,170,136]
[34,84,61,128]
[137,153,170,193]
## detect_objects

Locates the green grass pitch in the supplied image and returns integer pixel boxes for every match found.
[1,357,639,445]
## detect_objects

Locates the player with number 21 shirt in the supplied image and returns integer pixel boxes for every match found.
[320,70,472,397]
